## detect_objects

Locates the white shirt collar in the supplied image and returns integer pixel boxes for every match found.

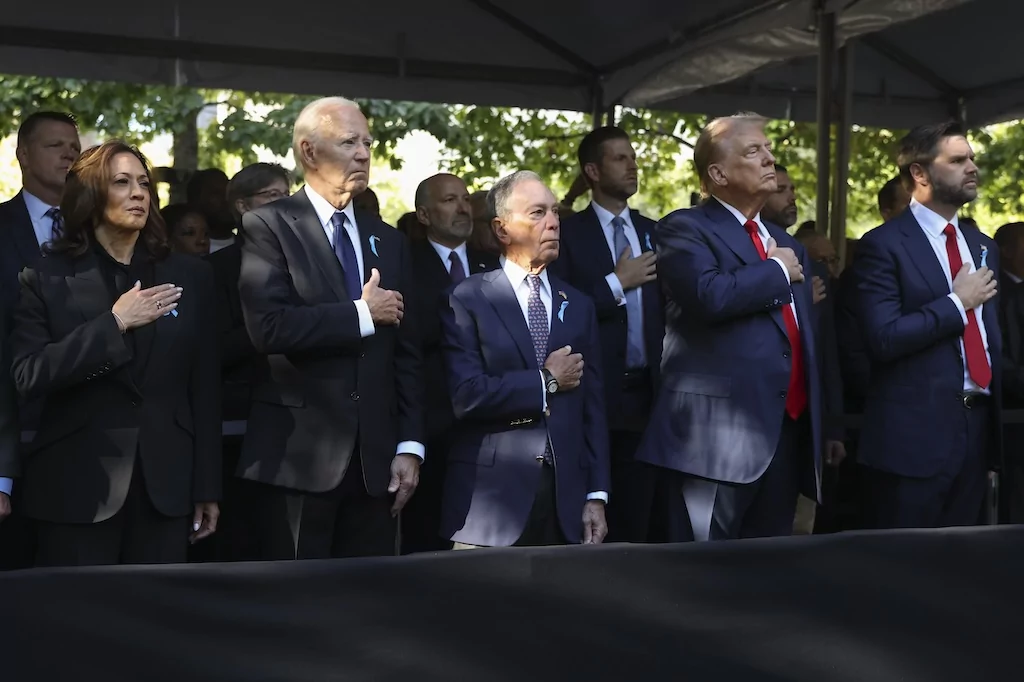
[22,189,56,219]
[910,198,959,238]
[500,255,550,292]
[713,196,766,233]
[305,184,356,228]
[429,239,468,270]
[591,201,632,231]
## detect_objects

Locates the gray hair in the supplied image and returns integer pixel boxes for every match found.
[487,170,543,221]
[292,96,360,168]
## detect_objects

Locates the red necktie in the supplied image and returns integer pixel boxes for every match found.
[942,224,991,389]
[744,220,807,419]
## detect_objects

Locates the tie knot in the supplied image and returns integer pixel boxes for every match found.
[528,274,542,293]
[943,223,956,238]
[611,216,626,232]
[331,211,347,229]
[744,219,759,236]
[46,207,60,219]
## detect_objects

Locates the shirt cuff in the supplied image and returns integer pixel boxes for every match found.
[586,491,608,503]
[948,293,969,324]
[769,256,792,285]
[539,371,548,412]
[0,477,12,496]
[396,441,425,462]
[354,299,375,338]
[605,273,627,306]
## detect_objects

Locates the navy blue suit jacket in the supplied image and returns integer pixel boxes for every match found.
[439,268,610,546]
[635,199,823,497]
[550,206,663,426]
[851,210,1003,477]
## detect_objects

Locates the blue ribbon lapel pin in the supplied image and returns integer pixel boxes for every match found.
[368,235,380,257]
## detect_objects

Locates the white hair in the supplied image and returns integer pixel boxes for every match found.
[487,170,544,221]
[291,96,361,169]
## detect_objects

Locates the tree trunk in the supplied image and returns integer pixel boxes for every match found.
[168,109,200,204]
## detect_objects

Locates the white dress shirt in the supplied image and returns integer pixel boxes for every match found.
[909,199,992,394]
[22,189,58,248]
[715,197,799,327]
[499,257,607,503]
[429,239,469,277]
[208,237,236,254]
[306,185,425,460]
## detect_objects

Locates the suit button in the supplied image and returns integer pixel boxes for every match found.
[779,390,787,399]
[132,399,141,407]
[350,392,360,402]
[360,352,365,358]
[783,351,790,359]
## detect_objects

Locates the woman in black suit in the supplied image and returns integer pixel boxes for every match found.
[10,140,221,566]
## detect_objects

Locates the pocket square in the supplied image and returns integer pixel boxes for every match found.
[557,300,568,322]
[368,234,380,257]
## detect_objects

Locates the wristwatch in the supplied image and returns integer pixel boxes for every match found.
[542,368,559,394]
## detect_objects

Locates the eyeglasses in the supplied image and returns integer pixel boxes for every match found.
[250,189,289,201]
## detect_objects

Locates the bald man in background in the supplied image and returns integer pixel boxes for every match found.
[403,173,498,553]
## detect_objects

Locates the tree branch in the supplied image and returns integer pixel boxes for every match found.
[635,127,695,148]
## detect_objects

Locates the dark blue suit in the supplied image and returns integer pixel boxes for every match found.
[439,268,610,547]
[636,198,823,539]
[550,205,666,542]
[851,209,1002,527]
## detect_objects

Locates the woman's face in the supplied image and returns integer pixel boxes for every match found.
[103,152,151,233]
[170,212,211,256]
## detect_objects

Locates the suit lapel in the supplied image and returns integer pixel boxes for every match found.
[580,206,617,272]
[289,189,348,301]
[631,210,656,254]
[481,270,537,368]
[899,213,951,300]
[10,192,42,268]
[547,275,572,355]
[705,199,762,265]
[136,258,180,385]
[962,226,1000,343]
[467,248,495,276]
[759,223,793,339]
[65,253,140,395]
[356,216,379,287]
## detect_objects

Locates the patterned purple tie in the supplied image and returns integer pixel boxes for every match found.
[526,275,548,369]
[449,251,466,285]
[45,207,62,242]
[527,275,553,465]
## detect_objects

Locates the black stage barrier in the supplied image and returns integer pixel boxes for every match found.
[2,527,1023,681]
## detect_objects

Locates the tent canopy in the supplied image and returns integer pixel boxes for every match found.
[0,0,961,116]
[628,0,1020,128]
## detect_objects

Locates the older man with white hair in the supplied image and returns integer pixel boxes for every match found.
[237,96,424,559]
[439,170,610,548]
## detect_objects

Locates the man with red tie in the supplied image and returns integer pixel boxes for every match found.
[636,112,823,540]
[851,121,1001,528]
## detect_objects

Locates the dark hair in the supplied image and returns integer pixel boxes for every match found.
[877,176,905,215]
[17,111,78,149]
[186,168,230,204]
[995,222,1024,251]
[774,163,788,174]
[160,203,205,236]
[897,121,964,192]
[226,163,290,210]
[577,127,632,181]
[47,140,169,260]
[795,220,816,235]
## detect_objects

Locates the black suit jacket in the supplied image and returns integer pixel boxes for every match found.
[0,295,19,478]
[206,239,261,421]
[809,261,845,441]
[9,250,222,524]
[0,192,47,436]
[549,205,663,428]
[0,192,43,297]
[237,187,424,495]
[998,272,1024,407]
[409,239,498,442]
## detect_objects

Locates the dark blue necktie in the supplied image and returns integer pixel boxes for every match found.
[331,212,361,299]
[45,207,62,242]
[527,275,553,465]
[449,251,467,285]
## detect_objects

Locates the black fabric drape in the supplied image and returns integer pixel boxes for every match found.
[3,527,1023,681]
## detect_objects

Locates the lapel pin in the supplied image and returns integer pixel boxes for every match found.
[980,245,989,268]
[368,234,380,257]
[557,299,569,322]
[558,290,567,300]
